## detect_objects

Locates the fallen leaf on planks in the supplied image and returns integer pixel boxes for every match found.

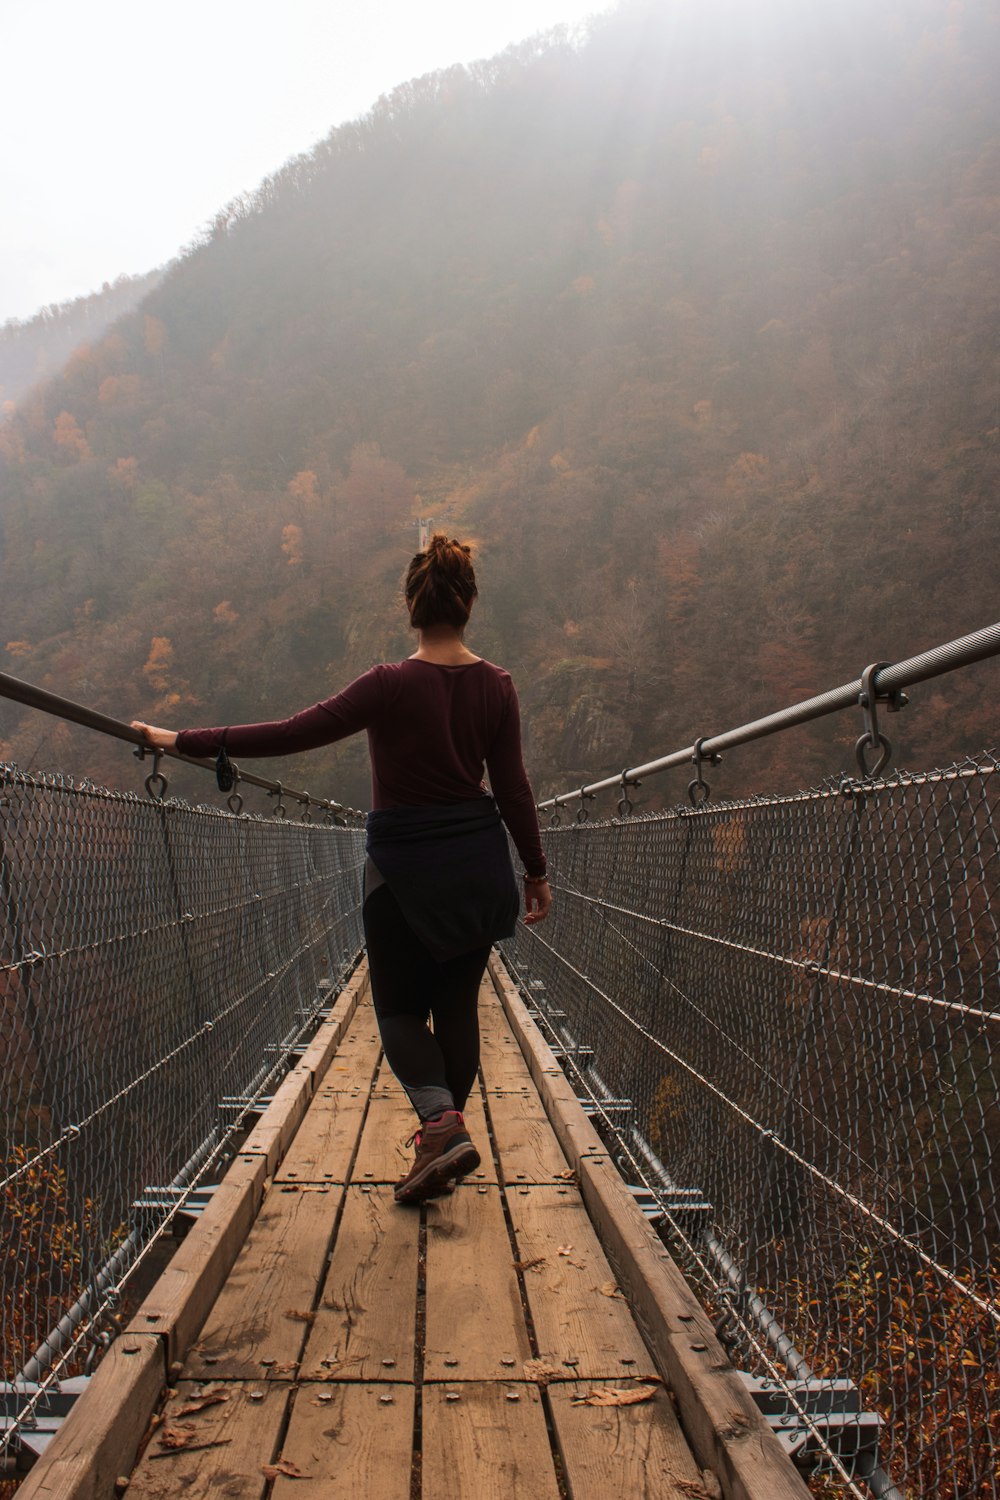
[523,1358,560,1384]
[571,1383,659,1407]
[262,1459,311,1480]
[555,1168,576,1180]
[599,1282,624,1298]
[283,1308,317,1323]
[557,1244,574,1256]
[514,1256,546,1273]
[157,1423,200,1450]
[173,1391,230,1417]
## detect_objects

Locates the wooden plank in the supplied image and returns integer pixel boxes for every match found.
[506,1187,658,1379]
[128,1153,269,1366]
[126,1380,289,1499]
[548,1381,707,1500]
[276,996,380,1182]
[351,1087,418,1183]
[487,1090,575,1184]
[237,1062,317,1176]
[183,1182,344,1380]
[13,1335,165,1500]
[300,1185,418,1381]
[271,1383,414,1499]
[488,954,812,1500]
[422,1382,560,1500]
[424,1185,533,1380]
[275,1083,369,1184]
[294,961,370,1078]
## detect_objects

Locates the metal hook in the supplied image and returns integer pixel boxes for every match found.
[300,796,313,823]
[269,782,287,818]
[688,737,720,806]
[143,747,168,802]
[855,662,907,779]
[575,787,593,824]
[617,769,639,817]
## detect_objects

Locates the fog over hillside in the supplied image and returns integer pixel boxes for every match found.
[1,0,998,809]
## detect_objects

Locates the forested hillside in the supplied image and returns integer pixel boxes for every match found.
[0,271,164,410]
[1,0,998,811]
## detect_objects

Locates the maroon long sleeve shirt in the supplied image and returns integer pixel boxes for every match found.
[175,658,547,877]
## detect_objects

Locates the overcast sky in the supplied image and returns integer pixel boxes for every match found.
[1,0,614,326]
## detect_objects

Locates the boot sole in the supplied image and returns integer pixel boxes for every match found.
[394,1140,481,1203]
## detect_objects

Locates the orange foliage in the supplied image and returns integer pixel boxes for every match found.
[52,410,90,461]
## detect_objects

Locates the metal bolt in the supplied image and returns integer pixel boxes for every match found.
[444,1358,459,1367]
[500,1358,515,1367]
[121,1345,139,1356]
[446,1391,461,1402]
[382,1359,396,1368]
[379,1394,394,1405]
[563,1358,579,1368]
[261,1358,275,1367]
[506,1392,520,1403]
[620,1358,636,1367]
[249,1390,264,1402]
[690,1343,708,1353]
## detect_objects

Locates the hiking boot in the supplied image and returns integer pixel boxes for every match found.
[394,1110,480,1204]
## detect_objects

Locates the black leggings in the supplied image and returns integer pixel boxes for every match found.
[363,883,491,1121]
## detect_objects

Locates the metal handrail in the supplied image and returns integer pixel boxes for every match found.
[0,669,362,820]
[539,621,1000,810]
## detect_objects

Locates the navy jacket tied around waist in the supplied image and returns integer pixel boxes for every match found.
[365,799,519,961]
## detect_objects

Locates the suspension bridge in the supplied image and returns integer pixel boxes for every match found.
[1,624,998,1499]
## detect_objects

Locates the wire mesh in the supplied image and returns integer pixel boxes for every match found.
[1,762,365,1454]
[503,756,1000,1500]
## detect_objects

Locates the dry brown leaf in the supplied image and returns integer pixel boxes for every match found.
[283,1308,317,1324]
[514,1256,546,1272]
[556,1244,574,1256]
[571,1383,659,1408]
[174,1391,230,1417]
[599,1281,623,1298]
[523,1358,560,1384]
[555,1168,576,1180]
[262,1459,310,1480]
[157,1423,198,1450]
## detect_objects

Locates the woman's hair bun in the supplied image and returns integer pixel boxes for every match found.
[427,533,472,571]
[405,534,477,629]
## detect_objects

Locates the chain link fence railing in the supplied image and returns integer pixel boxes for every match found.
[1,763,365,1467]
[503,755,999,1500]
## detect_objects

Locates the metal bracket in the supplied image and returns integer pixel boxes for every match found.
[739,1374,882,1477]
[0,1379,92,1469]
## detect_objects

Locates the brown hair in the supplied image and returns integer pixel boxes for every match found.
[404,533,478,630]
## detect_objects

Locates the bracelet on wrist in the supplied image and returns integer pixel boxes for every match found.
[522,873,548,885]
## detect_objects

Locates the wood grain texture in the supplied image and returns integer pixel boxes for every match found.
[12,1336,165,1500]
[126,1380,289,1500]
[486,1090,575,1183]
[488,953,812,1500]
[183,1183,343,1379]
[424,1185,533,1380]
[422,1382,561,1500]
[272,1383,414,1499]
[127,1153,269,1366]
[506,1186,658,1379]
[548,1381,706,1500]
[301,1185,418,1381]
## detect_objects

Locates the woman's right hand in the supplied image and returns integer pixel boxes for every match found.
[131,721,178,751]
[523,879,552,925]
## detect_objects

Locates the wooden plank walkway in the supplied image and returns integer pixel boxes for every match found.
[17,957,810,1500]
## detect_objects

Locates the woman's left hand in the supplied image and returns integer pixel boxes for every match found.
[523,879,552,925]
[131,721,178,751]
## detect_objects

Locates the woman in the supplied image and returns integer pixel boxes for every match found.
[133,535,551,1203]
